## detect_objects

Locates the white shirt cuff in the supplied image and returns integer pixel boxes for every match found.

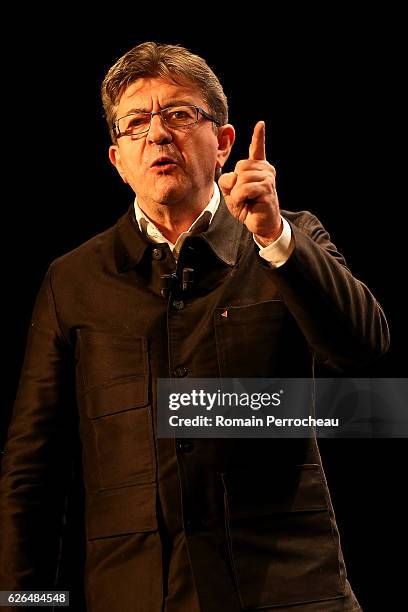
[253,217,294,268]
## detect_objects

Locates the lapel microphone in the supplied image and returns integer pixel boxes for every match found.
[160,268,194,297]
[181,268,194,292]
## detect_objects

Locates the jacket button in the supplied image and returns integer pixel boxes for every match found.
[152,248,165,260]
[176,440,195,453]
[174,366,188,377]
[172,299,184,310]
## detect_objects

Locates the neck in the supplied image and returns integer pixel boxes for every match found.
[149,214,198,244]
[137,185,215,243]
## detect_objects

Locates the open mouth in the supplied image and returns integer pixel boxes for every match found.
[151,157,178,169]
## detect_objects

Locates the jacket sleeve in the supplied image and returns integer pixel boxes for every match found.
[271,212,390,370]
[0,263,76,591]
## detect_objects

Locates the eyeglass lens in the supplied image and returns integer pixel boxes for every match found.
[118,106,198,136]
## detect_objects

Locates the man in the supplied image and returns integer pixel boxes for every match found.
[0,42,388,611]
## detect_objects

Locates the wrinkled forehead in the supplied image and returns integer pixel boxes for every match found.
[116,75,205,115]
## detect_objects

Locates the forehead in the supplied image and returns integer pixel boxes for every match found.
[117,76,205,114]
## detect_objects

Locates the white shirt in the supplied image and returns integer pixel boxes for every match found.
[134,182,294,267]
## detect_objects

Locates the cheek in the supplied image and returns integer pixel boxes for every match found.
[122,153,143,178]
[188,141,218,172]
[181,131,217,163]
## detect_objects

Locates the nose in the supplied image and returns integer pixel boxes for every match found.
[146,113,173,145]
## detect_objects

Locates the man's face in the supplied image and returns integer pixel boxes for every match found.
[109,76,234,209]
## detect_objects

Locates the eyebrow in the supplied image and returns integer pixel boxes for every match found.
[122,99,199,116]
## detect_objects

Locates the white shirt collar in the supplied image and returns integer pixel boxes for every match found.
[133,182,220,259]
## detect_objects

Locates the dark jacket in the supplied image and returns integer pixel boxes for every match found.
[0,199,389,611]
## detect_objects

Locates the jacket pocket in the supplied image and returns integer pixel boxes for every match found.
[76,330,148,391]
[214,300,287,377]
[222,464,345,609]
[85,483,163,612]
[76,330,155,491]
[86,482,157,540]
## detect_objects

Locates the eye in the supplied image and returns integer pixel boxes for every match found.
[172,110,189,119]
[165,106,197,124]
[119,113,151,135]
[127,114,149,127]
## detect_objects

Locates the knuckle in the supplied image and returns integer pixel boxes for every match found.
[236,171,254,185]
[235,159,249,172]
[236,160,265,172]
[268,163,277,176]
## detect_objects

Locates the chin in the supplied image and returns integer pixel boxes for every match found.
[152,178,190,205]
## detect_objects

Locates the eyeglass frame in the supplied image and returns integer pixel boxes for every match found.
[113,104,222,138]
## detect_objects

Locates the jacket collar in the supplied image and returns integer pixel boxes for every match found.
[197,194,244,266]
[114,194,244,272]
[114,204,151,272]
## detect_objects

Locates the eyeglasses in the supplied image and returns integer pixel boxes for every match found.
[113,104,221,138]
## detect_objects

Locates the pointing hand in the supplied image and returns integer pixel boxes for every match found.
[218,121,282,245]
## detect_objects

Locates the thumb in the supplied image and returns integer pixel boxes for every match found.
[218,172,237,197]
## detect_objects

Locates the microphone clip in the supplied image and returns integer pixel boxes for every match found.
[181,268,194,292]
[159,268,195,298]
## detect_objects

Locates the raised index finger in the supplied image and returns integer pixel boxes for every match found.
[249,120,266,161]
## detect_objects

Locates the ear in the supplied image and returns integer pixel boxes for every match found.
[216,124,236,170]
[109,145,128,184]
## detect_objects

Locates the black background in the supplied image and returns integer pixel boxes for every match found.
[2,9,406,610]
